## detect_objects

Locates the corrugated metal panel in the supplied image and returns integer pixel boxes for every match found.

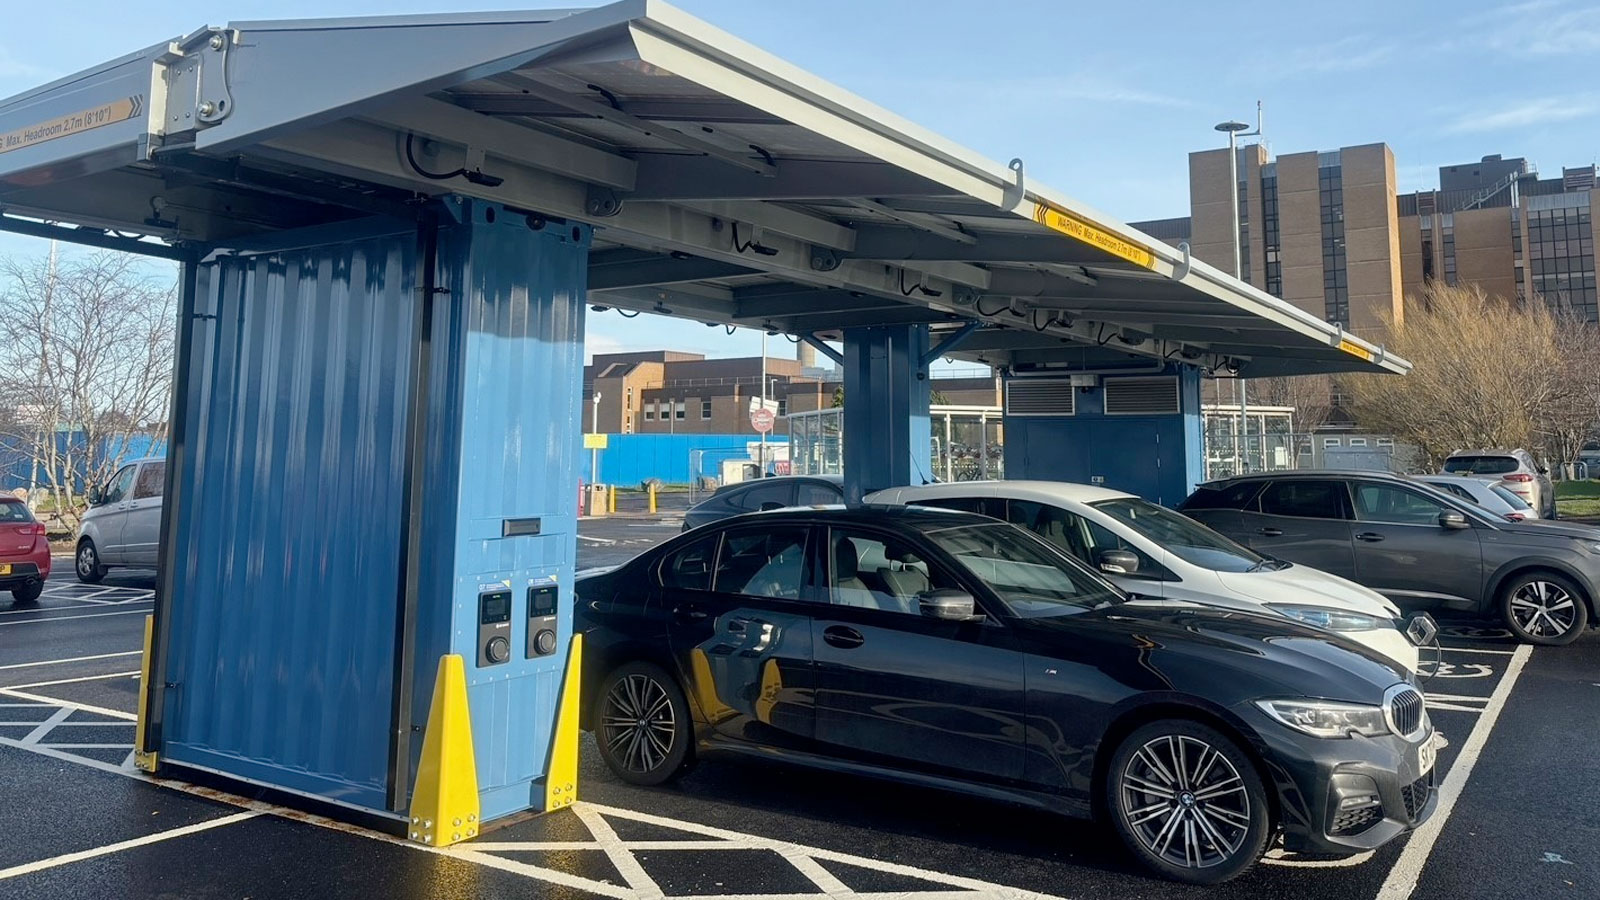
[1005,379,1076,417]
[1104,376,1181,415]
[164,224,416,807]
[411,205,591,821]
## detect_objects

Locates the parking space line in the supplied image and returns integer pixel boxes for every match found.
[0,651,142,672]
[18,708,72,745]
[445,848,637,899]
[1,671,140,691]
[0,688,136,721]
[1433,646,1514,655]
[1375,643,1532,900]
[0,811,259,881]
[0,609,152,627]
[574,804,668,900]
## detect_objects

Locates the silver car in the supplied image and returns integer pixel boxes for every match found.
[1414,474,1537,520]
[1441,449,1553,518]
[76,456,165,582]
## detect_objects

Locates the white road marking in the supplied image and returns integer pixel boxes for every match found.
[18,707,72,745]
[0,811,259,881]
[575,803,668,900]
[1432,646,1514,656]
[0,609,151,627]
[0,688,137,720]
[0,650,142,671]
[1375,643,1533,900]
[1,671,140,691]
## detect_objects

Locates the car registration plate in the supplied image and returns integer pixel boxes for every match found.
[0,564,10,575]
[1417,737,1436,776]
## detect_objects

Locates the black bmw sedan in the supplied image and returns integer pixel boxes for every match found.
[574,506,1437,884]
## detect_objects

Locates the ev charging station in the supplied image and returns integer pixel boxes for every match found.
[0,0,1408,844]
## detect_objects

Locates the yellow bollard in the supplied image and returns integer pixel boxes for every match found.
[607,485,617,514]
[648,483,657,514]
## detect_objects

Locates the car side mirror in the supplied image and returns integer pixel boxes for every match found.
[1538,467,1549,475]
[1097,548,1141,575]
[918,588,980,622]
[86,486,103,506]
[1438,510,1469,530]
[758,501,784,512]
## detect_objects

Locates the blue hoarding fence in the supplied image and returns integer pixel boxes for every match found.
[580,433,788,486]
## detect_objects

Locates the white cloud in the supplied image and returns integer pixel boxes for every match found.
[1267,36,1396,76]
[1443,95,1600,133]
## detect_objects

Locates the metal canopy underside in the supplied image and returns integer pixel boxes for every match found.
[0,1,1407,378]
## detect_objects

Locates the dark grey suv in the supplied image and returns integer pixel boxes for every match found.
[1179,471,1600,645]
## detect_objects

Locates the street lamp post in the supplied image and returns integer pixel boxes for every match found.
[1216,116,1259,474]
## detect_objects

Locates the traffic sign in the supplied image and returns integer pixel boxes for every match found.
[750,407,775,433]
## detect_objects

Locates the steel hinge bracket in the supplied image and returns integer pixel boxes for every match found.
[155,27,238,143]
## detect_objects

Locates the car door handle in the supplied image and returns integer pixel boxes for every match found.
[1257,527,1283,537]
[672,605,708,621]
[822,625,865,649]
[1356,532,1385,543]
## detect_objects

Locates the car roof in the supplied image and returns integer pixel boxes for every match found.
[1446,449,1526,457]
[1200,468,1413,485]
[868,480,1135,505]
[715,474,842,492]
[1414,474,1485,486]
[728,503,996,532]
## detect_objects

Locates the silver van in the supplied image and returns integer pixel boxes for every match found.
[76,456,165,582]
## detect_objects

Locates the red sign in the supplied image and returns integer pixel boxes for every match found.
[773,460,791,475]
[750,408,775,433]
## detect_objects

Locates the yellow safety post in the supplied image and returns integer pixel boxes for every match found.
[648,483,657,514]
[409,655,480,847]
[608,485,617,514]
[133,614,158,773]
[545,633,583,812]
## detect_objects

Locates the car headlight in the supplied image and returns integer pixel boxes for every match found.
[1255,698,1390,738]
[1265,604,1389,632]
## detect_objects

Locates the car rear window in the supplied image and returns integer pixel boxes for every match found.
[1443,455,1519,475]
[0,500,33,523]
[1180,480,1263,511]
[1490,484,1532,509]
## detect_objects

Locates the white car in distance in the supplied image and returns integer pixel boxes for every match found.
[865,481,1432,674]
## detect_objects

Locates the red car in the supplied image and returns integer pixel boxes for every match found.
[1,497,50,603]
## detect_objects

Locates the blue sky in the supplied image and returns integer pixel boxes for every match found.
[4,0,1597,361]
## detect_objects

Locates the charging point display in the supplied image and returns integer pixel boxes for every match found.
[527,583,558,658]
[477,588,513,667]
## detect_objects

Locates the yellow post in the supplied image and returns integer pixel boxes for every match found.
[648,483,657,514]
[409,655,481,847]
[545,634,583,812]
[608,485,617,514]
[133,615,158,772]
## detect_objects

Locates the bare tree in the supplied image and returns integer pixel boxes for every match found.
[1541,310,1600,476]
[0,250,175,522]
[1340,282,1565,470]
[1250,374,1334,434]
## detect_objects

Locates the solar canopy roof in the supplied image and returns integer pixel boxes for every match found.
[0,1,1407,377]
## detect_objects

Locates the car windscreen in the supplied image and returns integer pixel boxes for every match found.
[1090,498,1265,572]
[1443,455,1519,475]
[922,522,1121,618]
[1489,484,1532,509]
[0,500,33,523]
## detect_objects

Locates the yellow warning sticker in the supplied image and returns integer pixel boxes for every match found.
[1338,339,1375,361]
[1031,201,1156,270]
[0,96,144,155]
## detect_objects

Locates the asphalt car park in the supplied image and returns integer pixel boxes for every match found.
[0,538,1595,899]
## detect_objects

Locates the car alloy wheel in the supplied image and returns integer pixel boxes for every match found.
[1503,573,1588,645]
[1121,735,1250,870]
[76,541,105,584]
[1108,720,1269,884]
[594,661,692,785]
